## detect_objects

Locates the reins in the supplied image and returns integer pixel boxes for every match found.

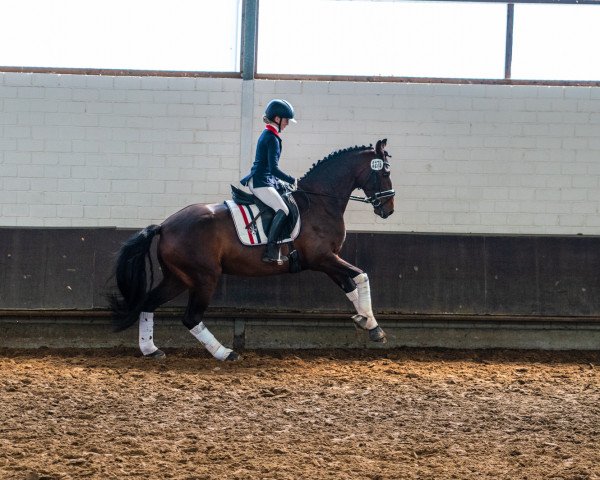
[350,189,396,206]
[296,188,395,206]
[295,189,339,200]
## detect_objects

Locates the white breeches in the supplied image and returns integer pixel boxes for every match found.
[248,178,289,215]
[189,322,233,361]
[139,312,158,356]
[346,273,378,330]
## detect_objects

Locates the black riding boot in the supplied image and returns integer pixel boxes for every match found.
[263,210,288,263]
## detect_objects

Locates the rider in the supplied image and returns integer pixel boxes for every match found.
[240,99,297,263]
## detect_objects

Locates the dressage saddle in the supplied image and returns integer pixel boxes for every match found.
[230,185,299,241]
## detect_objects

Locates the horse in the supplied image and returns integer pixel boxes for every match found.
[108,139,395,360]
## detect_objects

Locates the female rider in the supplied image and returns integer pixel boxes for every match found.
[240,99,297,263]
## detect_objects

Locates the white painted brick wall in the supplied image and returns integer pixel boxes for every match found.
[1,73,599,234]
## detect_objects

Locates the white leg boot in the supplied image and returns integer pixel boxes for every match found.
[189,322,238,361]
[139,312,165,358]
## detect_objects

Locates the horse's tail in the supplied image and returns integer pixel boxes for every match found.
[108,224,161,332]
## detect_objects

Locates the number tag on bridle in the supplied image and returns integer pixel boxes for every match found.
[371,159,384,171]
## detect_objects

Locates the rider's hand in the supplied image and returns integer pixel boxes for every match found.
[290,178,298,191]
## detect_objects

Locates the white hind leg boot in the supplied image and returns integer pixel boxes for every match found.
[190,322,232,361]
[139,312,159,356]
[346,273,379,330]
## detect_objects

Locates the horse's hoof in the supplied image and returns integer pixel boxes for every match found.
[225,351,242,361]
[144,349,166,359]
[368,326,387,343]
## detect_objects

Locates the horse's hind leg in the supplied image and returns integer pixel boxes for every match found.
[183,277,240,362]
[138,273,186,359]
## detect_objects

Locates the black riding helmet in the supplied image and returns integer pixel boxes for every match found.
[264,99,296,132]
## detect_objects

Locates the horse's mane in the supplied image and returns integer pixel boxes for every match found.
[300,144,373,180]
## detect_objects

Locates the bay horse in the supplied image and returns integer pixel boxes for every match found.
[109,139,395,360]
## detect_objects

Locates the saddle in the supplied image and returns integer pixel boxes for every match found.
[225,185,301,247]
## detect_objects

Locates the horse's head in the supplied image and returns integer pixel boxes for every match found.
[356,139,395,219]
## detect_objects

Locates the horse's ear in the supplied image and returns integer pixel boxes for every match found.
[375,139,387,158]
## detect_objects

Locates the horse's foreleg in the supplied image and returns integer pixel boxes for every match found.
[184,288,240,362]
[347,273,376,329]
[323,256,386,343]
[345,274,387,343]
[347,273,386,342]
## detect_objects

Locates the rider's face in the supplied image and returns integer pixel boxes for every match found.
[276,117,290,131]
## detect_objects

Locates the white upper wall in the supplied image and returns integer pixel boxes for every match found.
[1,72,599,234]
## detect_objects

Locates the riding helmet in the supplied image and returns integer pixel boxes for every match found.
[264,99,297,123]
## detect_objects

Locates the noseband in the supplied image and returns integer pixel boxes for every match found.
[349,189,395,208]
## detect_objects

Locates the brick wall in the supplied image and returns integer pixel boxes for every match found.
[1,72,599,234]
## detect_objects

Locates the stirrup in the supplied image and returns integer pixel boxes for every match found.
[262,245,288,265]
[262,254,289,265]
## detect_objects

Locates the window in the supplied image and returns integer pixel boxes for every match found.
[512,3,600,81]
[0,0,242,72]
[257,0,506,78]
[2,0,598,83]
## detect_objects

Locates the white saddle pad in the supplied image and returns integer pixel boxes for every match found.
[225,199,301,246]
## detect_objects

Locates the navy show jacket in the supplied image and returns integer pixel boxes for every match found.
[240,127,295,188]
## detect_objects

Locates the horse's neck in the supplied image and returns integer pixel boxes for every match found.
[299,156,362,214]
[299,160,358,202]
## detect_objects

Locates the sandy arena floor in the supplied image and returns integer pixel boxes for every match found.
[1,348,599,480]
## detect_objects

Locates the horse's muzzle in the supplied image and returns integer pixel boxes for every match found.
[375,198,394,219]
[368,190,395,219]
[379,209,393,219]
[377,207,394,219]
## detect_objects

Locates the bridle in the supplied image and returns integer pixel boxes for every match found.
[350,157,395,212]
